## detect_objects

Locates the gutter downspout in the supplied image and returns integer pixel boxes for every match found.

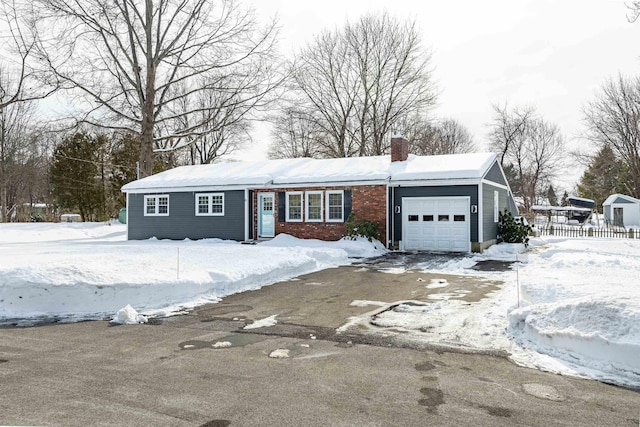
[391,183,395,251]
[385,179,390,249]
[244,188,249,242]
[478,183,483,247]
[125,192,130,240]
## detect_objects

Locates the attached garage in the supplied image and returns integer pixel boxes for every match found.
[402,197,471,252]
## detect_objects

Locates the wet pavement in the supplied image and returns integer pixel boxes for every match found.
[354,251,517,272]
[353,251,469,270]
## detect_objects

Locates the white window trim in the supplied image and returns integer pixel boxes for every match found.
[305,191,324,223]
[286,191,303,222]
[326,190,345,222]
[144,194,170,217]
[195,193,225,216]
[494,191,499,223]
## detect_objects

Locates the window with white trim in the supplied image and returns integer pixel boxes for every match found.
[286,192,303,222]
[305,191,323,222]
[326,190,344,222]
[195,193,224,216]
[494,191,499,223]
[144,195,169,216]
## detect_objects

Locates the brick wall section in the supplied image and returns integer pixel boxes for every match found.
[254,185,387,244]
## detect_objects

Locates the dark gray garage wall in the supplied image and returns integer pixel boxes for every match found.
[391,185,479,242]
[127,191,245,240]
[483,161,507,186]
[481,183,512,242]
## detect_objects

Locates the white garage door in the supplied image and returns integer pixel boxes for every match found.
[402,197,470,252]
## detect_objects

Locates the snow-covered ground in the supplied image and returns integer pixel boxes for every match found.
[0,222,384,323]
[374,238,640,389]
[1,222,638,389]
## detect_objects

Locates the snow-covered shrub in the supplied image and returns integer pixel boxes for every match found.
[497,209,532,246]
[345,213,380,242]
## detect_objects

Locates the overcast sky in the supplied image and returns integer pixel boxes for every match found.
[239,0,640,191]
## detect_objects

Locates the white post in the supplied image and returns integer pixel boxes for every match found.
[516,253,520,308]
[177,247,180,280]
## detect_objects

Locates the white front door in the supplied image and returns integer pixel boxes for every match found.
[402,197,470,252]
[258,193,275,237]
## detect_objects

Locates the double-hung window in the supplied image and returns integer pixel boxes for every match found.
[286,192,303,222]
[494,191,499,223]
[144,195,169,216]
[326,190,344,222]
[195,193,224,216]
[305,191,323,222]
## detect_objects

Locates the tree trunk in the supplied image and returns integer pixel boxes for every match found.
[139,124,154,179]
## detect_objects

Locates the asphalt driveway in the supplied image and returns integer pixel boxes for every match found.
[0,262,638,426]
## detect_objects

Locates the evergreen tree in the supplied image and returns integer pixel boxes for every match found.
[110,133,139,210]
[546,185,558,206]
[50,132,109,221]
[560,191,569,207]
[577,144,628,211]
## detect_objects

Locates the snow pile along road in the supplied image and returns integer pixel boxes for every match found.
[0,223,385,323]
[507,238,640,388]
[371,238,640,388]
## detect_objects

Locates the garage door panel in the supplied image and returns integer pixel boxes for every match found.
[403,197,470,252]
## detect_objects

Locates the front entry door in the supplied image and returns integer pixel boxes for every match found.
[258,193,275,237]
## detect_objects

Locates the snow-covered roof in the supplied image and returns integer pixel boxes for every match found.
[532,205,591,212]
[603,193,640,206]
[121,152,498,192]
[568,196,595,203]
[389,152,496,181]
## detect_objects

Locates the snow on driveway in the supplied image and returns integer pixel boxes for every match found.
[376,237,640,389]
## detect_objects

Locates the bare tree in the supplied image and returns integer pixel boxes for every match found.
[292,30,360,158]
[583,74,640,198]
[33,0,283,177]
[489,104,565,212]
[0,91,49,222]
[268,107,323,159]
[0,0,58,111]
[289,12,436,158]
[627,1,640,22]
[405,117,475,155]
[489,104,535,167]
[157,81,253,165]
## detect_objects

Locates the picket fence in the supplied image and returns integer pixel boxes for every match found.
[535,225,640,239]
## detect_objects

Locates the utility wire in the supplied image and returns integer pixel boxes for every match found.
[53,153,137,171]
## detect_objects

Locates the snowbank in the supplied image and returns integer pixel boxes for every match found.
[405,236,640,388]
[0,224,379,324]
[259,234,387,258]
[506,238,640,388]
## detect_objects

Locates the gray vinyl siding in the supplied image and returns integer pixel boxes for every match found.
[391,185,479,242]
[127,191,245,240]
[483,161,507,186]
[482,183,512,242]
[604,204,611,221]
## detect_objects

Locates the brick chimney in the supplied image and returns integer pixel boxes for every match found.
[390,135,409,162]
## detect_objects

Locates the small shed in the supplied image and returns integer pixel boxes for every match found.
[60,213,82,223]
[602,194,640,227]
